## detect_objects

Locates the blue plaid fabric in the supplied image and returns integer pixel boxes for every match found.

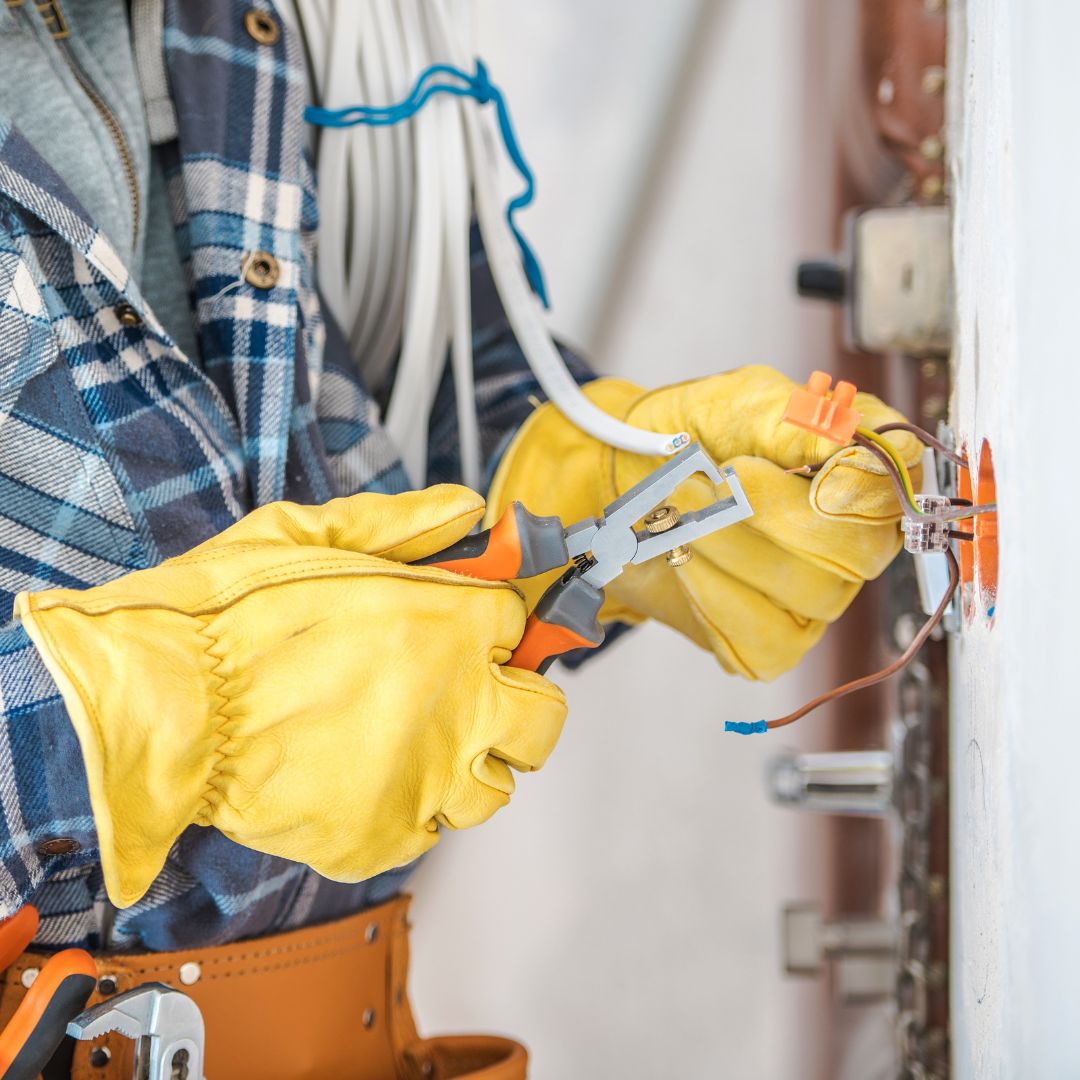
[0,0,591,951]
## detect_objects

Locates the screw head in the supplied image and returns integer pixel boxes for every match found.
[920,134,945,161]
[920,174,945,200]
[921,66,947,95]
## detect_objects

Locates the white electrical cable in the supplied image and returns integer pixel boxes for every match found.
[430,10,481,487]
[357,0,414,391]
[427,1,689,460]
[279,0,688,491]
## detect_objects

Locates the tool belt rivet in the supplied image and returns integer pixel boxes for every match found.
[178,961,201,986]
[19,967,38,989]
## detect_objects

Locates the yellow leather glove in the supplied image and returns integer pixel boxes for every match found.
[15,487,566,908]
[487,365,922,681]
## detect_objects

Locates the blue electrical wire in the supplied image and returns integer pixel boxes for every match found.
[305,60,550,308]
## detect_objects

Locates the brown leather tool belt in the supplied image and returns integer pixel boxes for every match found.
[0,895,526,1080]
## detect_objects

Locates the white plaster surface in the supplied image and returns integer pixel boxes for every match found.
[949,2,1080,1075]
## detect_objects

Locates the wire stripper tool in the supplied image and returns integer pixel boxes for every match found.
[419,442,754,673]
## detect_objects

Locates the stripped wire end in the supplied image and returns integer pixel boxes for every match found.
[782,371,862,445]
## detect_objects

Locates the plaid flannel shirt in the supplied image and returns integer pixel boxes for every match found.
[0,0,591,951]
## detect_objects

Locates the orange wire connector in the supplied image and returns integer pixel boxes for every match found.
[783,371,862,445]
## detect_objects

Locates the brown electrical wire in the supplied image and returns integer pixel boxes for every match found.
[790,422,966,480]
[766,547,960,730]
[874,421,968,467]
[852,434,996,522]
[852,432,922,519]
[949,529,975,542]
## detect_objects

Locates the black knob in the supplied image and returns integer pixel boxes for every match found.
[796,260,847,302]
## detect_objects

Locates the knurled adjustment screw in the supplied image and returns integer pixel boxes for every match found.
[644,505,680,533]
[666,545,692,568]
[643,505,692,568]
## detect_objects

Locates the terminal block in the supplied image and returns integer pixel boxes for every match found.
[901,494,951,552]
[782,371,861,445]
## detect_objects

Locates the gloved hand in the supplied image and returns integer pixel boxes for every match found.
[15,488,566,908]
[486,365,922,681]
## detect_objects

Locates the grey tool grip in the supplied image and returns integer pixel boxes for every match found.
[523,571,606,675]
[417,502,568,579]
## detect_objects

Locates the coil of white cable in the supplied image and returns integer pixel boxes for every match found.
[279,0,688,490]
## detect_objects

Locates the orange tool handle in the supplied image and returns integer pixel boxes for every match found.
[508,572,606,674]
[417,503,568,581]
[0,947,96,1080]
[0,908,37,974]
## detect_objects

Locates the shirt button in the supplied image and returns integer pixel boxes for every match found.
[115,303,142,327]
[244,9,280,45]
[244,251,280,289]
[37,837,81,856]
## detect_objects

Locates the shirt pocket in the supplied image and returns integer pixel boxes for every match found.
[0,247,156,597]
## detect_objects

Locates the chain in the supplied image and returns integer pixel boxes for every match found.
[894,660,947,1079]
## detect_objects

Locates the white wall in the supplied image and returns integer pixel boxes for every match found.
[949,2,1080,1076]
[409,3,842,1077]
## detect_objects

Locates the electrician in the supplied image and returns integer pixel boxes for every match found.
[0,2,920,1077]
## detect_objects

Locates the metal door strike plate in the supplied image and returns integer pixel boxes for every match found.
[796,204,953,357]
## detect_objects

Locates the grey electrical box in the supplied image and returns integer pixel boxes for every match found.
[797,204,953,357]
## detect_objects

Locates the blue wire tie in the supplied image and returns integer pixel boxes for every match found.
[304,60,550,308]
[725,720,768,736]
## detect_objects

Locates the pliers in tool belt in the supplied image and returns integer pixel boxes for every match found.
[0,910,206,1080]
[0,906,97,1080]
[419,442,754,673]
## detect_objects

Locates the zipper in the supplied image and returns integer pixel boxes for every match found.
[41,1,141,248]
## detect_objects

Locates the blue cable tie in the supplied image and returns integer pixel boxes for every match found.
[724,720,768,736]
[304,60,550,308]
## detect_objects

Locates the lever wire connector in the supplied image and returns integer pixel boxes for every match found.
[782,371,862,445]
[901,494,953,552]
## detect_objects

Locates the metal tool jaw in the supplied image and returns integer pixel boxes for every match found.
[67,983,205,1080]
[562,442,754,588]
